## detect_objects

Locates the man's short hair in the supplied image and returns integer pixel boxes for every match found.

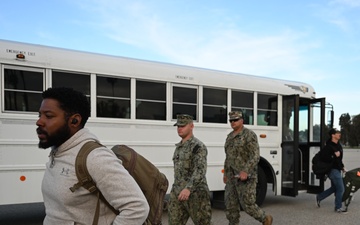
[42,87,90,127]
[328,128,341,136]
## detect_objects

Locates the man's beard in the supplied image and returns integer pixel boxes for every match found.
[38,123,72,149]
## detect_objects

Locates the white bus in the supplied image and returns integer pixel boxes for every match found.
[0,39,333,207]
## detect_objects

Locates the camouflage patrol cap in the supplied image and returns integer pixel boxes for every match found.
[174,114,193,126]
[229,111,243,120]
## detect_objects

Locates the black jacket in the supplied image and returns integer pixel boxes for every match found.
[320,139,344,171]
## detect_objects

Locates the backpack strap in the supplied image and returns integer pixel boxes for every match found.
[70,141,118,225]
[70,141,102,193]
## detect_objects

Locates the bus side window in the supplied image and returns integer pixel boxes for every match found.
[231,90,254,125]
[4,67,43,112]
[172,86,198,121]
[203,87,227,123]
[96,76,131,119]
[136,80,166,120]
[52,71,90,95]
[258,94,278,126]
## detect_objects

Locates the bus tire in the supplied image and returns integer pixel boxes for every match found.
[256,166,267,206]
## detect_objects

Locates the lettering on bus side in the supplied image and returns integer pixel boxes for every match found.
[175,75,194,81]
[6,49,36,56]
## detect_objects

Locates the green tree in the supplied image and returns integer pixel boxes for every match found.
[339,113,360,147]
[351,114,360,147]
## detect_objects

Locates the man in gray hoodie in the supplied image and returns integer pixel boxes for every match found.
[36,87,149,225]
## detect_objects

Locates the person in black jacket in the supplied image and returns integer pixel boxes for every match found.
[316,128,347,213]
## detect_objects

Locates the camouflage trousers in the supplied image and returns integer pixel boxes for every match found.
[168,189,212,225]
[225,178,265,225]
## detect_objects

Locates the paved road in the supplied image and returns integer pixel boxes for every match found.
[162,188,360,225]
[0,203,45,225]
[2,190,359,225]
[1,149,359,225]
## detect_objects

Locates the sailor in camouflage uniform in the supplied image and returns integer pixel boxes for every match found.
[223,111,273,225]
[168,114,212,225]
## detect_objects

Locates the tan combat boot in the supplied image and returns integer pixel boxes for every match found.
[263,215,273,225]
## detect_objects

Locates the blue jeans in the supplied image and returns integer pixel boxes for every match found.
[317,169,344,210]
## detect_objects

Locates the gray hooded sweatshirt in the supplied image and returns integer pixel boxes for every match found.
[42,128,149,225]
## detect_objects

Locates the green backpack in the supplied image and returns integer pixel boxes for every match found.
[70,142,169,225]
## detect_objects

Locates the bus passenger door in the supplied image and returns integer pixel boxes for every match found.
[306,98,326,194]
[281,95,300,197]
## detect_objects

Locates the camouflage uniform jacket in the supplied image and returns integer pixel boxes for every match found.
[172,136,209,194]
[224,127,259,182]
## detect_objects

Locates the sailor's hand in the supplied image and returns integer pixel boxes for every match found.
[238,171,248,181]
[223,175,227,184]
[178,188,190,201]
[335,151,340,157]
